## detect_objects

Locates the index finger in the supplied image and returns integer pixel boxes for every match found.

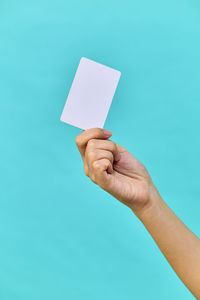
[75,128,112,159]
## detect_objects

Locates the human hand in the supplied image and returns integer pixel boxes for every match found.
[75,128,157,214]
[75,128,200,299]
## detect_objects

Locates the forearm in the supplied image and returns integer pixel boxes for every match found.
[134,187,200,299]
[75,128,200,297]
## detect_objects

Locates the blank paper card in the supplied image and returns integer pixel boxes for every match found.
[60,57,121,130]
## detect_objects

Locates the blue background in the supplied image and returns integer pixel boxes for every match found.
[0,0,199,299]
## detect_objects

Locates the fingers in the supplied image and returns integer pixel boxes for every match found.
[85,149,114,178]
[85,139,121,162]
[75,128,121,189]
[75,128,112,159]
[88,158,113,186]
[84,139,122,188]
[85,149,114,165]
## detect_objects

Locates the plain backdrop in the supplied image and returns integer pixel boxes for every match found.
[0,1,200,299]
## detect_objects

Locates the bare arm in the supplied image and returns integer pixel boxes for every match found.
[136,189,200,298]
[75,128,200,299]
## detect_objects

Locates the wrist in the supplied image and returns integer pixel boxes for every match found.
[131,181,162,221]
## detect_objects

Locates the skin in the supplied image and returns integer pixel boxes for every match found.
[75,128,200,299]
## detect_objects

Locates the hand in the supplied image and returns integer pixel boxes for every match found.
[75,128,156,214]
[77,128,200,298]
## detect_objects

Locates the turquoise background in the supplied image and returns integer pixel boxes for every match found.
[0,0,199,299]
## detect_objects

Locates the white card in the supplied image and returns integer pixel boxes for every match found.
[60,57,121,130]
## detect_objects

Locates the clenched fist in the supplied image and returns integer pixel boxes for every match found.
[75,128,200,299]
[75,128,156,214]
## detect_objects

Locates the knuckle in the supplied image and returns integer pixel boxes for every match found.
[111,142,117,152]
[87,139,96,149]
[106,160,110,167]
[87,151,96,161]
[92,160,108,173]
[108,152,114,161]
[92,160,101,170]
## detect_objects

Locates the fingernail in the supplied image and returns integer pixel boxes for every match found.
[103,129,112,137]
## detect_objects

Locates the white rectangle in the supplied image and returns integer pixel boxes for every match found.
[60,57,121,130]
